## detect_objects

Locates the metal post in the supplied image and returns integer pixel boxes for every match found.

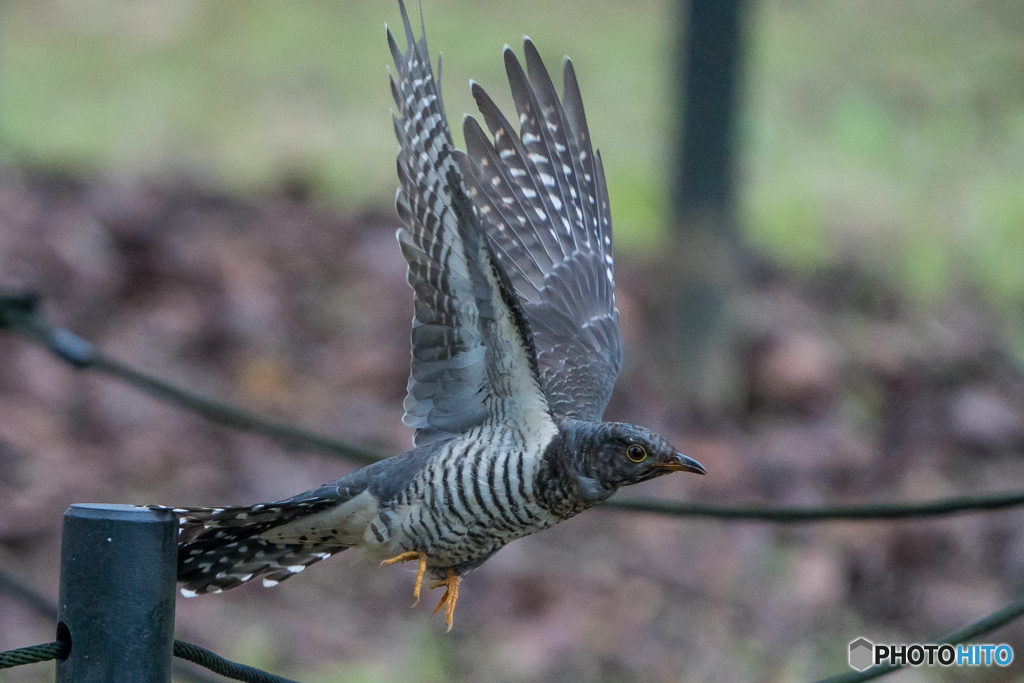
[56,504,177,683]
[674,0,743,222]
[661,0,747,409]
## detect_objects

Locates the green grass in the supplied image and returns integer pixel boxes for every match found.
[0,0,674,255]
[743,0,1024,307]
[1,0,1022,313]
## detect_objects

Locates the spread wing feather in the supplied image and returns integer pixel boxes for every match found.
[460,40,622,422]
[389,2,552,445]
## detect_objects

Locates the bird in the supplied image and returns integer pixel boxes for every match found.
[167,0,706,632]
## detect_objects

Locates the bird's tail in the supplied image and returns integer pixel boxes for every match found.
[161,500,350,596]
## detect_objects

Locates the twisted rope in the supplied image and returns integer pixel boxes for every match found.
[174,640,301,683]
[0,641,68,669]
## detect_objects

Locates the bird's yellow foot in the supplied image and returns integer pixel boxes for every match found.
[380,550,428,607]
[430,569,461,633]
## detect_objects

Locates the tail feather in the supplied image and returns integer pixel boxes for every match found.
[160,501,351,596]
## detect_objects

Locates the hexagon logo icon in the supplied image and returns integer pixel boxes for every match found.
[849,638,874,671]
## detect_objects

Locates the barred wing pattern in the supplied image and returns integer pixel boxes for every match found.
[389,2,551,446]
[173,498,346,594]
[460,40,622,422]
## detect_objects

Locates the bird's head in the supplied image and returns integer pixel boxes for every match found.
[554,421,705,503]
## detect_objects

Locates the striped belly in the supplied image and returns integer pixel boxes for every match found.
[376,425,557,571]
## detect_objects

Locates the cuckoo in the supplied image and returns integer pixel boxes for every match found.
[168,1,705,631]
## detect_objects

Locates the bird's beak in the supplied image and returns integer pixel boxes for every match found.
[661,453,706,475]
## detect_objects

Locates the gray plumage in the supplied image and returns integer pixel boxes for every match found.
[462,40,621,423]
[166,1,704,629]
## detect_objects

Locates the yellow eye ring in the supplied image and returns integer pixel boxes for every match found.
[626,444,647,463]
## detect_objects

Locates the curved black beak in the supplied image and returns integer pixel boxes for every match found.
[662,453,706,475]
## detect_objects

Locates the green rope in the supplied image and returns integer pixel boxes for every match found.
[0,641,68,669]
[606,490,1024,521]
[0,638,297,682]
[174,640,301,683]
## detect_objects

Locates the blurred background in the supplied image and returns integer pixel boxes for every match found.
[1,0,1023,681]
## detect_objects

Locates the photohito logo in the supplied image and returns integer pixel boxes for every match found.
[849,638,873,671]
[849,638,1014,671]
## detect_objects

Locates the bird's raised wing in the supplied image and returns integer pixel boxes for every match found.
[389,2,552,446]
[460,40,622,423]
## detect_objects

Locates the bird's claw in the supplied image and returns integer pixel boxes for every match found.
[430,569,461,633]
[380,550,428,607]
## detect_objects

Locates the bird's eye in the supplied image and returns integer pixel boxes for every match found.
[626,444,647,463]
